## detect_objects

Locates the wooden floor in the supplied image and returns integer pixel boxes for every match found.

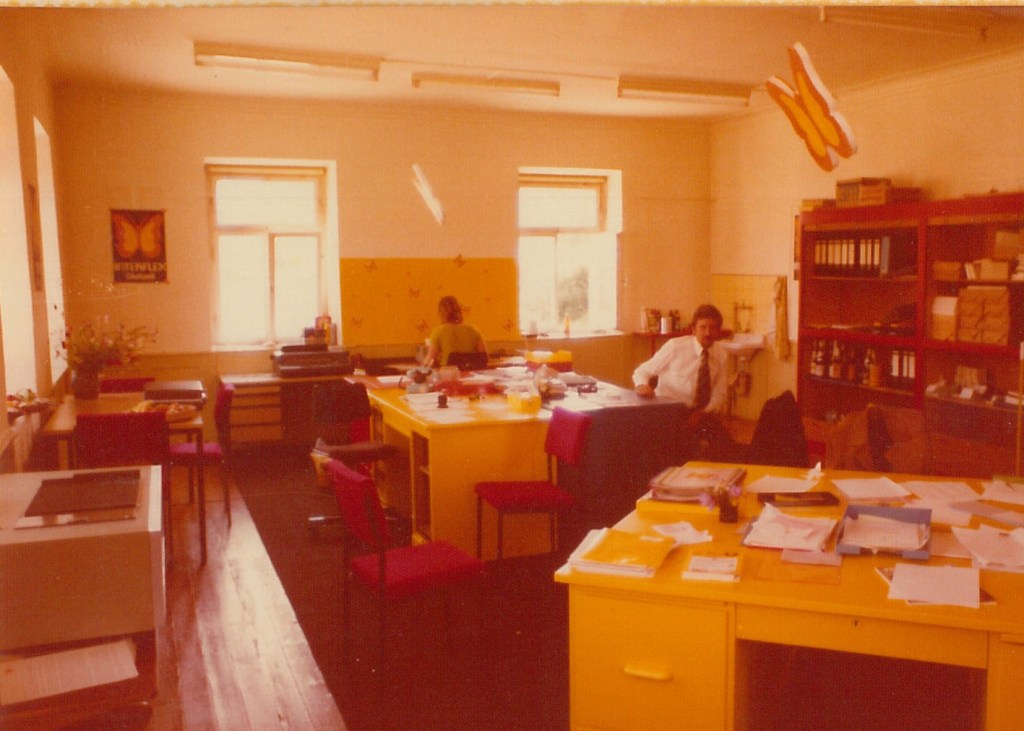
[146,465,346,730]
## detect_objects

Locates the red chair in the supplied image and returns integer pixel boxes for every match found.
[74,411,172,552]
[474,406,592,561]
[169,382,234,523]
[98,376,155,393]
[325,459,485,660]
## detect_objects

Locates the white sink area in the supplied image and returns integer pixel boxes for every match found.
[719,332,764,361]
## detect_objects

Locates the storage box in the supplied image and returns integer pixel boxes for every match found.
[977,258,1010,280]
[932,261,961,281]
[836,504,932,560]
[836,178,891,207]
[930,296,958,341]
[143,379,207,407]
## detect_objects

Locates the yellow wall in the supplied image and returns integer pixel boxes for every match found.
[340,257,517,346]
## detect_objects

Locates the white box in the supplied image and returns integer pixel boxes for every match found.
[0,467,164,651]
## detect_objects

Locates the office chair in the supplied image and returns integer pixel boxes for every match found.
[474,406,592,562]
[696,390,809,468]
[74,411,173,553]
[98,375,155,393]
[326,459,485,663]
[446,351,488,371]
[308,380,397,531]
[169,381,234,524]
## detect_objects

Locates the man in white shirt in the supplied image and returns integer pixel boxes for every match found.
[632,304,728,417]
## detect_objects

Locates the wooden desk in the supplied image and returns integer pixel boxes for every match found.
[0,467,163,729]
[39,394,209,563]
[556,463,1024,731]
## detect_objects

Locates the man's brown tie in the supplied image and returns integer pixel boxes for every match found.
[694,348,711,411]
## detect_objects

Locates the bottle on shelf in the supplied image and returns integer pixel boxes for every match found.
[845,344,860,383]
[863,347,882,388]
[809,339,824,377]
[829,340,843,380]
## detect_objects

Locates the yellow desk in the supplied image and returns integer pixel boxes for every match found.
[556,462,1024,731]
[368,388,551,559]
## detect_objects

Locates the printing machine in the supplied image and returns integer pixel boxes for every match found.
[272,344,354,378]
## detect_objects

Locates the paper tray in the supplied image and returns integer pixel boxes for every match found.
[836,504,932,560]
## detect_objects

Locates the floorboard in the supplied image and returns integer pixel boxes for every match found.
[148,463,347,730]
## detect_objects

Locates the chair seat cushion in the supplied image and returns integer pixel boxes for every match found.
[169,441,223,462]
[475,480,575,512]
[315,440,397,466]
[351,541,485,600]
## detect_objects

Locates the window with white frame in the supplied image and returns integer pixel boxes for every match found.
[208,164,330,347]
[517,169,621,334]
[0,67,36,394]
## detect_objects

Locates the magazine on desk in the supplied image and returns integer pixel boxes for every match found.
[647,465,746,503]
[567,527,676,578]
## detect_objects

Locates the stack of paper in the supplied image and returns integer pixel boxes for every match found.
[567,528,676,578]
[840,513,928,553]
[682,551,741,582]
[832,476,910,502]
[648,466,746,503]
[951,525,1024,572]
[881,563,981,608]
[742,504,837,551]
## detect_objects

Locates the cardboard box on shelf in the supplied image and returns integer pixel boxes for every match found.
[932,260,962,281]
[930,296,958,340]
[836,178,891,207]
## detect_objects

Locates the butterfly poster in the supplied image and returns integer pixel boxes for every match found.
[111,209,167,283]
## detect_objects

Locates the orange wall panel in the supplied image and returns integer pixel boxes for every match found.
[339,257,518,346]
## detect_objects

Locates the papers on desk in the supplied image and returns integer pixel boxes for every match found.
[898,481,978,527]
[647,466,746,503]
[652,520,713,545]
[742,504,837,552]
[832,476,909,502]
[746,475,816,494]
[837,508,930,556]
[682,551,741,582]
[0,638,138,706]
[567,528,676,578]
[880,564,982,608]
[952,525,1024,573]
[981,479,1024,506]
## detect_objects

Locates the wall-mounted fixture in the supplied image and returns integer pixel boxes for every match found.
[819,7,990,39]
[617,76,751,107]
[194,42,380,80]
[411,72,560,97]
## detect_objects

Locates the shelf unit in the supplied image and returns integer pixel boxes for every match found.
[797,192,1023,455]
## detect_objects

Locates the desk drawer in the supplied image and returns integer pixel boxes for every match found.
[736,604,987,669]
[569,588,729,730]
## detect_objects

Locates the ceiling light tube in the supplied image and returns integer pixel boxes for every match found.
[194,43,380,80]
[411,72,560,97]
[819,7,988,39]
[617,76,751,107]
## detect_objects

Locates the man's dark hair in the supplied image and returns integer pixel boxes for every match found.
[691,304,723,328]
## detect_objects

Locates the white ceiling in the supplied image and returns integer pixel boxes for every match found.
[12,4,1024,118]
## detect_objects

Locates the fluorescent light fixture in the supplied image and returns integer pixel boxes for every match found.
[819,7,989,39]
[194,43,380,80]
[617,76,751,107]
[411,72,560,98]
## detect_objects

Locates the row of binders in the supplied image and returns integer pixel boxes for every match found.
[812,235,910,277]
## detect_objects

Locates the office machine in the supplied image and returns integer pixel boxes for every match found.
[272,344,353,378]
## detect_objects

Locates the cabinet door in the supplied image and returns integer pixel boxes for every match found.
[569,588,730,731]
[986,633,1024,731]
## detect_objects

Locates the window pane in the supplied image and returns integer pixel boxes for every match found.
[518,235,556,328]
[216,178,318,228]
[273,235,319,341]
[218,234,269,344]
[519,186,599,229]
